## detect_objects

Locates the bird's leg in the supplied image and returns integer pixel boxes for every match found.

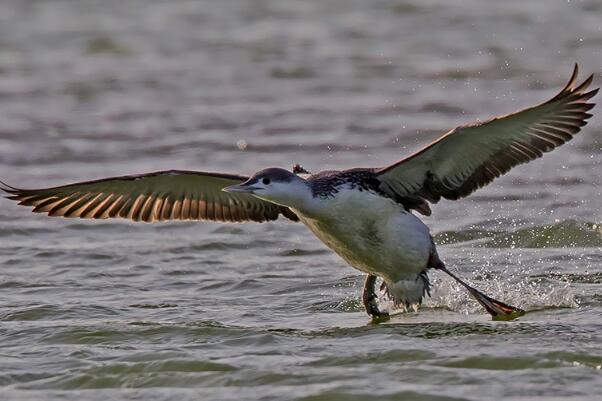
[438,267,525,320]
[362,274,389,321]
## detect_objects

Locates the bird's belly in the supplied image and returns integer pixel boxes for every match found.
[297,196,432,282]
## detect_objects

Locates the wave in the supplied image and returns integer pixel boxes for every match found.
[435,219,602,248]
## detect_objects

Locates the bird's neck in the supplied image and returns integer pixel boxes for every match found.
[254,180,319,215]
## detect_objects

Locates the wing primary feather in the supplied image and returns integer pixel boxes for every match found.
[181,197,191,220]
[206,200,214,220]
[139,194,156,222]
[2,170,299,223]
[92,194,116,219]
[160,197,173,221]
[31,196,61,212]
[171,199,182,220]
[118,197,135,219]
[221,202,232,221]
[189,196,198,220]
[375,64,598,210]
[62,193,97,217]
[128,194,147,221]
[107,195,126,218]
[47,194,82,216]
[198,199,207,220]
[149,196,163,222]
[553,63,579,99]
[80,193,110,218]
[568,74,594,96]
[20,194,48,207]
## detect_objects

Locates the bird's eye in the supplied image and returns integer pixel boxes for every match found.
[262,177,271,185]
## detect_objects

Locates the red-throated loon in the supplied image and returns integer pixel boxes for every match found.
[1,65,597,320]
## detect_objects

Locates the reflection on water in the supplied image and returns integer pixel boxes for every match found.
[0,0,601,400]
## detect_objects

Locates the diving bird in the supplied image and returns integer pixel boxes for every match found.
[1,64,597,320]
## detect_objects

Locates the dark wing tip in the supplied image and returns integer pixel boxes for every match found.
[0,181,28,202]
[571,73,594,94]
[558,63,579,94]
[552,65,598,103]
[565,63,579,91]
[0,180,19,193]
[582,88,599,102]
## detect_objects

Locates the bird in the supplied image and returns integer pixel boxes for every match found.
[1,64,597,321]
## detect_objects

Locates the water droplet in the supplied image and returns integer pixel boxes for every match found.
[236,139,248,150]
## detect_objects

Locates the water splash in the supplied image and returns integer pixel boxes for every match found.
[425,273,578,315]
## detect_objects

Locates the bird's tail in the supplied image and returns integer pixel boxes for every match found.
[383,271,431,312]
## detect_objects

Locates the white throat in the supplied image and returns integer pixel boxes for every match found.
[253,180,316,213]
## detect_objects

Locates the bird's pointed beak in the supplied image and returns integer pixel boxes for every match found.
[222,183,261,194]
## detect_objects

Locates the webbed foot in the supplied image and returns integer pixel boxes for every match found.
[439,267,525,320]
[362,275,390,321]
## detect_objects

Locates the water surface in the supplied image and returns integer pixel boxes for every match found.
[0,1,601,400]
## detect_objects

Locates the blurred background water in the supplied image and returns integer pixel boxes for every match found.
[0,0,601,400]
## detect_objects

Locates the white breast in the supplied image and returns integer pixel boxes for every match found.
[295,186,433,283]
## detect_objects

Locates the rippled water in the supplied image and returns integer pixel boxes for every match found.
[0,1,601,400]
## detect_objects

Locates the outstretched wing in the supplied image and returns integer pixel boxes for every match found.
[376,64,598,211]
[1,170,298,223]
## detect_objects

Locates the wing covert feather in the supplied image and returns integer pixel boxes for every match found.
[376,64,598,205]
[1,170,298,223]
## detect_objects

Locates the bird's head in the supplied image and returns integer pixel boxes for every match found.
[223,167,311,209]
